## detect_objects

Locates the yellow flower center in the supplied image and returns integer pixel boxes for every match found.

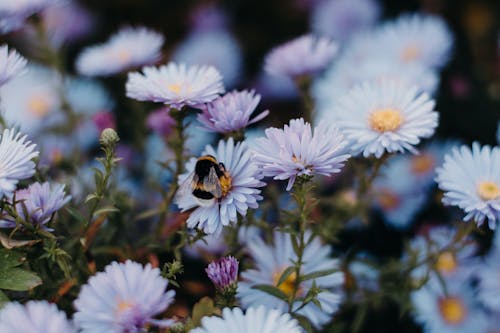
[477,181,500,201]
[115,49,131,63]
[401,44,421,62]
[435,251,457,274]
[438,296,467,325]
[272,269,300,298]
[377,190,400,210]
[369,108,403,133]
[411,153,435,175]
[116,300,133,313]
[27,95,50,117]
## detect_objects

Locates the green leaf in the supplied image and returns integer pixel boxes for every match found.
[93,206,119,217]
[191,297,218,327]
[0,267,42,291]
[0,232,39,249]
[0,249,24,267]
[299,268,338,282]
[276,266,295,287]
[252,284,289,301]
[0,290,9,308]
[293,314,314,333]
[85,193,99,203]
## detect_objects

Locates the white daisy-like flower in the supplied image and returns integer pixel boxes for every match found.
[252,118,350,190]
[0,128,38,197]
[190,306,303,333]
[412,277,488,333]
[477,250,500,312]
[436,143,500,229]
[76,26,164,77]
[238,231,344,328]
[0,65,63,135]
[0,45,27,86]
[0,301,76,333]
[334,79,438,158]
[264,34,338,79]
[126,62,224,109]
[175,138,264,235]
[378,13,453,69]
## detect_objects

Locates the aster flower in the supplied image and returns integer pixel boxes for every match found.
[174,138,264,235]
[436,143,500,229]
[0,45,27,86]
[412,277,488,333]
[334,79,438,158]
[378,13,453,69]
[172,30,242,87]
[0,129,38,197]
[264,34,338,79]
[409,226,478,281]
[126,62,224,109]
[0,182,71,230]
[0,65,63,135]
[252,118,350,190]
[0,301,76,333]
[238,231,344,328]
[76,26,164,77]
[477,250,500,312]
[0,0,59,33]
[74,260,176,332]
[191,306,302,333]
[311,0,380,41]
[206,256,239,291]
[197,90,269,134]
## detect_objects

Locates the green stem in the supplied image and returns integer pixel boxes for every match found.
[296,77,314,125]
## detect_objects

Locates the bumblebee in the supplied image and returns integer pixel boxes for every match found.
[179,155,232,204]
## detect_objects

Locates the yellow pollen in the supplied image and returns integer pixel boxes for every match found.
[435,251,457,274]
[27,95,50,117]
[477,181,500,201]
[401,45,421,62]
[411,153,435,175]
[377,190,400,210]
[220,171,232,197]
[272,269,300,298]
[369,108,403,133]
[115,49,130,63]
[438,296,467,325]
[51,149,63,164]
[167,83,183,94]
[116,300,133,313]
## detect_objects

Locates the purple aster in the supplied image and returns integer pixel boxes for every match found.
[0,0,59,33]
[0,128,39,197]
[0,182,71,230]
[264,34,338,79]
[0,45,27,86]
[252,118,350,190]
[197,90,269,134]
[74,260,176,333]
[126,62,224,109]
[206,256,239,291]
[175,138,265,235]
[146,108,175,137]
[76,26,164,77]
[0,301,76,333]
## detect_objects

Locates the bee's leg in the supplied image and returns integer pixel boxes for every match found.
[219,162,226,171]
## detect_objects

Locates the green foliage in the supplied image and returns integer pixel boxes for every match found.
[0,248,42,291]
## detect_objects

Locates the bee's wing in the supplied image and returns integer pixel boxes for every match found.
[203,167,223,198]
[176,171,197,197]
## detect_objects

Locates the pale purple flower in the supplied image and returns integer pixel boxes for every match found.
[0,182,71,230]
[0,301,76,333]
[175,138,265,235]
[146,108,175,136]
[0,45,27,85]
[197,90,269,134]
[126,62,224,109]
[252,118,350,190]
[74,260,176,332]
[0,128,38,197]
[311,0,381,41]
[0,0,59,33]
[206,256,239,290]
[76,26,164,77]
[264,34,338,79]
